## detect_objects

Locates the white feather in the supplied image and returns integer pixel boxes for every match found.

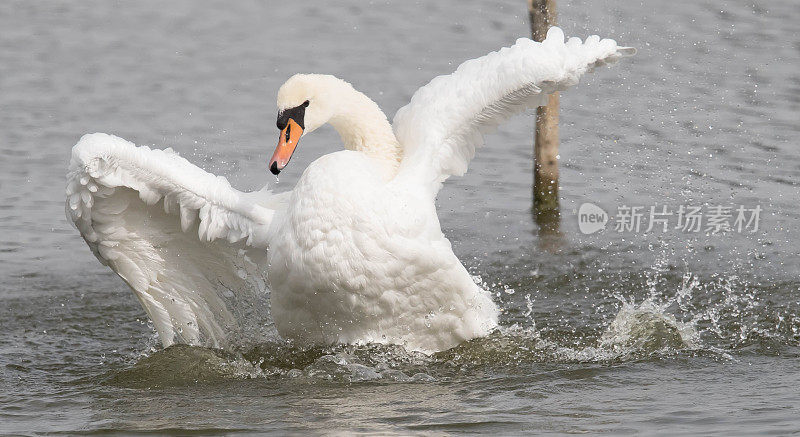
[393,27,635,195]
[66,133,283,349]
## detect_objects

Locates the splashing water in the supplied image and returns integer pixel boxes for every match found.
[112,264,781,388]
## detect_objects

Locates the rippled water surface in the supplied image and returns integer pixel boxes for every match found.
[2,0,799,435]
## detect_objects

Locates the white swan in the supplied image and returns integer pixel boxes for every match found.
[67,28,633,353]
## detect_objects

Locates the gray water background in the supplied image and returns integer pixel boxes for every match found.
[1,0,799,435]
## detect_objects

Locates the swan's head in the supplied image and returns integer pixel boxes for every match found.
[269,74,340,175]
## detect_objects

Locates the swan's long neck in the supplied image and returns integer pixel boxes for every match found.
[327,85,402,174]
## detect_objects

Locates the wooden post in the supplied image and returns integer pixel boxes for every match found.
[528,0,560,234]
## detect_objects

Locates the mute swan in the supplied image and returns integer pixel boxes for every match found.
[67,28,633,353]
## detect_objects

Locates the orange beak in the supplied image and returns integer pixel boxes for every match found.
[269,118,303,175]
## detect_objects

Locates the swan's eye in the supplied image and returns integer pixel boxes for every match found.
[303,100,310,107]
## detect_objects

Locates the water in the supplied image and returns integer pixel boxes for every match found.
[2,0,799,434]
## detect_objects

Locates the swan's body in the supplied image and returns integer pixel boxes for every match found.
[269,150,494,351]
[67,28,633,353]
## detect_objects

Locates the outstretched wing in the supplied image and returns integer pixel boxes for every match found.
[67,133,288,350]
[392,27,635,195]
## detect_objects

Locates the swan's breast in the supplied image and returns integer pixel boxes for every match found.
[266,151,443,338]
[270,150,406,284]
[265,150,497,351]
